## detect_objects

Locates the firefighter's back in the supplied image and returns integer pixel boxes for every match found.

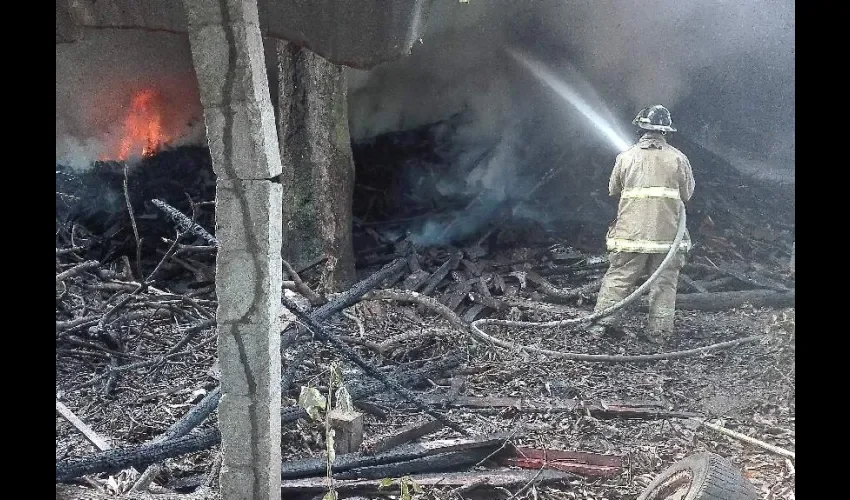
[618,140,688,194]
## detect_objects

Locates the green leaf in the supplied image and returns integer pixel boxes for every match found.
[400,479,410,500]
[322,491,337,500]
[297,386,326,421]
[378,477,394,489]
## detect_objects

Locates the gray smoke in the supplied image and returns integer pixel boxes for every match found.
[54,2,793,244]
[350,0,794,138]
[346,0,795,244]
[56,30,205,170]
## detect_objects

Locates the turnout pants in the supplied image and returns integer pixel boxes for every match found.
[593,251,685,335]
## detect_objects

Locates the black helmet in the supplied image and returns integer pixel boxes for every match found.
[632,105,677,132]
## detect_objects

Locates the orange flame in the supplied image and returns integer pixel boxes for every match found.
[104,89,168,161]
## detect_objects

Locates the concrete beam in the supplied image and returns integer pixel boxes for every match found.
[64,0,187,35]
[56,0,82,43]
[185,1,283,499]
[259,0,434,69]
[215,180,282,500]
[59,0,434,69]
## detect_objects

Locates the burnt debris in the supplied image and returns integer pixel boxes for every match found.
[56,116,793,499]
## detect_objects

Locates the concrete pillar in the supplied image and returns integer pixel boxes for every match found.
[277,41,356,291]
[184,1,282,499]
[56,0,81,43]
[789,241,795,274]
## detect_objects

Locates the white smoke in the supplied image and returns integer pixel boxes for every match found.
[346,0,795,169]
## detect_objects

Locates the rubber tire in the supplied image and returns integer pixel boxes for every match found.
[637,452,759,500]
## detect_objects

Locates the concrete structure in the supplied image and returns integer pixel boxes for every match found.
[185,1,282,499]
[57,0,432,292]
[277,41,356,289]
[58,1,435,497]
[57,0,434,69]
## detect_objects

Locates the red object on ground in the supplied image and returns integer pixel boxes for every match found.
[498,447,622,479]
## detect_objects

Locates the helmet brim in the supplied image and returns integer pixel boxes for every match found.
[636,123,677,132]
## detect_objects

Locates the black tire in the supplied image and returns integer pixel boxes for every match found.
[637,452,759,500]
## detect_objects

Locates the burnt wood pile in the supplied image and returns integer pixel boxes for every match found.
[56,120,793,498]
[347,113,794,319]
[56,114,794,277]
[56,146,216,266]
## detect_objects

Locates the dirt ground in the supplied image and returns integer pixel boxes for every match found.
[56,143,794,499]
[56,269,795,500]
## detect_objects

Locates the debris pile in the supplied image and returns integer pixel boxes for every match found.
[56,133,794,499]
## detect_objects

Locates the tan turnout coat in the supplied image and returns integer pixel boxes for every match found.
[606,132,695,253]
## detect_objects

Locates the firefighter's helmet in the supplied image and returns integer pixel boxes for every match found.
[632,105,677,132]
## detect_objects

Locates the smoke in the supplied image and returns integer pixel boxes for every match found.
[345,0,794,244]
[56,30,205,170]
[550,0,795,168]
[54,3,794,245]
[347,0,795,171]
[411,126,520,246]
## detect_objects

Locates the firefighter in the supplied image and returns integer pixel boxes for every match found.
[589,105,695,342]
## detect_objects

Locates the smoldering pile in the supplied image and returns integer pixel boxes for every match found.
[56,146,216,266]
[351,112,794,268]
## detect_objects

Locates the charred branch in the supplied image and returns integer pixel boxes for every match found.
[280,293,468,434]
[276,469,575,495]
[280,432,512,479]
[56,353,463,481]
[638,289,795,311]
[336,449,487,480]
[361,419,444,455]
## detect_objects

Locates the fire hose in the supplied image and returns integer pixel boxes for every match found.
[469,201,762,361]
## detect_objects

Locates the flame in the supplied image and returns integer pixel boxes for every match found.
[102,89,168,161]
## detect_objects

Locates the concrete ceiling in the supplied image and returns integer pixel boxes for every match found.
[56,0,434,69]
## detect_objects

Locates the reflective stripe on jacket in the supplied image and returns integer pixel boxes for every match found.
[605,132,695,254]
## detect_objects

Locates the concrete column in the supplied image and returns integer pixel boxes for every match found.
[56,0,81,43]
[184,1,282,499]
[277,41,356,291]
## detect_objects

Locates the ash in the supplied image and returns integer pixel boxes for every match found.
[56,131,793,499]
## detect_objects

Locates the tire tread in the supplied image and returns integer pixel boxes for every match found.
[637,452,759,500]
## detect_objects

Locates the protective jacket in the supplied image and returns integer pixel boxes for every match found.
[606,132,695,253]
